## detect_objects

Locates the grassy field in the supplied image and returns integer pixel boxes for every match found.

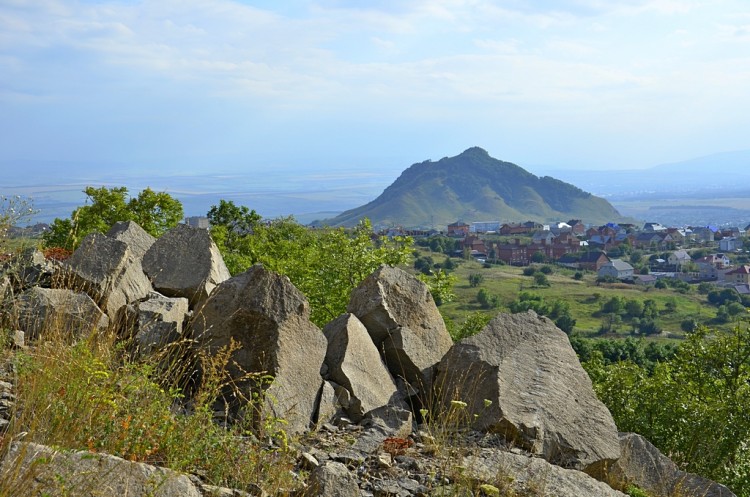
[416,249,725,341]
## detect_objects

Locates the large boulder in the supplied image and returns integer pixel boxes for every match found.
[107,221,156,259]
[57,233,152,318]
[121,292,190,358]
[347,265,453,395]
[190,264,327,435]
[1,442,203,497]
[322,313,400,422]
[435,310,620,476]
[6,287,109,340]
[608,432,736,497]
[142,224,230,309]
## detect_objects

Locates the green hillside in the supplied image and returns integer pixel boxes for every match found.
[323,147,626,228]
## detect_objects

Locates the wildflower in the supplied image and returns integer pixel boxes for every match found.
[450,400,467,409]
[483,399,493,408]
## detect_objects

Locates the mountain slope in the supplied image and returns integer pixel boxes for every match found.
[323,147,625,228]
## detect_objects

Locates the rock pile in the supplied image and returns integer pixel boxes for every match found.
[0,221,736,496]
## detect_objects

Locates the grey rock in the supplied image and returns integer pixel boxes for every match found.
[435,310,620,475]
[353,405,413,454]
[143,224,230,309]
[464,448,627,497]
[608,432,736,497]
[121,292,190,358]
[7,287,109,340]
[306,461,360,497]
[323,313,400,422]
[6,247,57,290]
[59,233,152,318]
[107,220,156,259]
[347,265,453,395]
[0,442,202,497]
[316,380,347,426]
[191,264,326,435]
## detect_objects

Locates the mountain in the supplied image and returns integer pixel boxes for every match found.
[322,147,626,228]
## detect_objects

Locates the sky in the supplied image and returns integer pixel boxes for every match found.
[2,0,750,184]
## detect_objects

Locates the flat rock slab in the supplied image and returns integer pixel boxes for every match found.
[435,310,620,475]
[107,221,156,259]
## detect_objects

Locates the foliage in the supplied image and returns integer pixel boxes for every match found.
[421,269,457,306]
[7,330,296,493]
[476,288,500,309]
[584,325,750,494]
[450,311,493,342]
[533,272,550,287]
[468,272,484,287]
[508,292,576,334]
[43,187,183,249]
[209,205,412,326]
[571,336,676,371]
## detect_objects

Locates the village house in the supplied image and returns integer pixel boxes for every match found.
[499,223,533,236]
[470,221,501,233]
[725,265,750,285]
[492,239,529,266]
[566,219,586,235]
[668,249,692,269]
[598,259,635,281]
[719,237,742,252]
[558,251,609,271]
[447,221,470,237]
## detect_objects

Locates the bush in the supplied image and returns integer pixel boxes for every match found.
[468,273,484,288]
[539,265,553,274]
[573,271,583,281]
[477,288,500,309]
[522,267,536,276]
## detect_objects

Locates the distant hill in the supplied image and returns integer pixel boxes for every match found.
[321,147,627,228]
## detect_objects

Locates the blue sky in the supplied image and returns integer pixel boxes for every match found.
[2,0,750,181]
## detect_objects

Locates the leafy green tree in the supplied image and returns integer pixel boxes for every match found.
[43,186,183,249]
[624,299,644,318]
[451,312,492,341]
[584,325,750,492]
[209,210,412,326]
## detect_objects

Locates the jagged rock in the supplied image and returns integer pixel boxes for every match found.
[121,292,190,358]
[464,448,627,497]
[323,313,400,422]
[316,381,347,426]
[58,233,152,318]
[347,265,453,395]
[608,432,736,497]
[0,442,203,496]
[107,220,156,259]
[353,405,413,454]
[7,287,109,340]
[435,310,620,475]
[306,461,359,497]
[191,264,326,435]
[142,224,230,309]
[6,247,58,290]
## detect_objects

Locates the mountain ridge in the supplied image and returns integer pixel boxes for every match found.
[322,147,627,228]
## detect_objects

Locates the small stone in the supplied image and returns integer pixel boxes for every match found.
[377,453,392,468]
[300,452,319,470]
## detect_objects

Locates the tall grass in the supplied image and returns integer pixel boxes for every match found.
[0,308,297,495]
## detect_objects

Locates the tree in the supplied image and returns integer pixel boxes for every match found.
[584,325,750,492]
[43,186,183,249]
[209,210,412,326]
